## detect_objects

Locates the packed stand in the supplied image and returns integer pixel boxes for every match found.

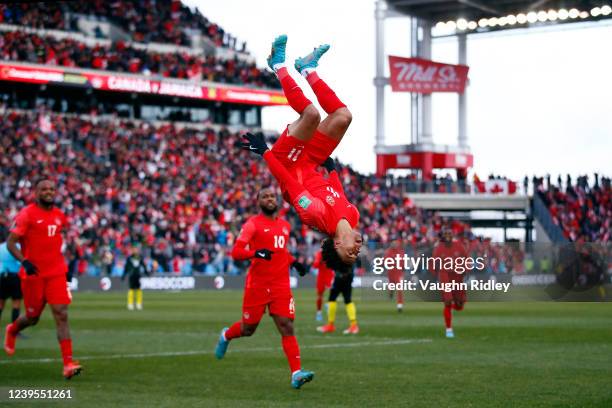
[0,0,245,50]
[0,31,279,88]
[1,109,527,277]
[537,174,611,242]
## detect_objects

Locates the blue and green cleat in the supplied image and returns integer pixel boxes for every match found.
[267,34,288,70]
[215,327,229,359]
[294,44,330,74]
[291,369,315,389]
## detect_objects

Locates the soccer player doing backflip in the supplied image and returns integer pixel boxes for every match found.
[240,34,362,274]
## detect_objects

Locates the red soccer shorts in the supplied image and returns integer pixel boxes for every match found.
[388,270,404,284]
[440,278,467,304]
[316,271,334,294]
[242,287,295,325]
[271,126,339,172]
[21,274,72,318]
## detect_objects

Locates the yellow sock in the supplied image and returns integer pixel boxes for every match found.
[327,301,337,325]
[127,289,134,305]
[136,289,143,305]
[346,302,357,325]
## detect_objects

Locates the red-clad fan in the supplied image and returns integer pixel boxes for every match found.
[384,238,406,312]
[214,187,314,390]
[312,249,334,321]
[3,179,82,379]
[431,229,469,338]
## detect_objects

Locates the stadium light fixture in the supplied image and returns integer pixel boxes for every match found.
[602,5,612,16]
[591,7,601,17]
[558,9,569,20]
[516,13,528,24]
[537,11,548,22]
[447,20,457,30]
[569,8,580,19]
[457,18,468,30]
[478,18,488,27]
[507,15,517,25]
[498,16,508,26]
[436,21,447,30]
[579,11,589,19]
[547,10,558,21]
[488,17,499,27]
[527,12,538,23]
[467,21,477,30]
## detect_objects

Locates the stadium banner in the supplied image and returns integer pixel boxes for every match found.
[388,56,469,93]
[69,243,611,301]
[0,62,288,106]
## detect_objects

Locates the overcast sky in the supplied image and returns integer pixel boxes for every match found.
[184,0,612,181]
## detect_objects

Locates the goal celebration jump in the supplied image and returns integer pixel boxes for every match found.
[240,34,362,273]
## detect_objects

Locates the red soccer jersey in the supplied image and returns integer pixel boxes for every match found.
[232,214,294,290]
[432,240,469,282]
[263,151,359,235]
[10,203,68,279]
[312,250,334,281]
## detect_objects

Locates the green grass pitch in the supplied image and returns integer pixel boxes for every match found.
[0,290,610,407]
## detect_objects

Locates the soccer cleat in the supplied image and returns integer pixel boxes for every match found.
[294,44,330,74]
[4,324,16,356]
[316,324,335,333]
[446,328,455,338]
[127,303,134,311]
[315,311,323,321]
[291,369,314,389]
[397,304,403,313]
[63,360,82,380]
[136,303,143,311]
[267,34,288,70]
[215,327,230,359]
[343,323,359,335]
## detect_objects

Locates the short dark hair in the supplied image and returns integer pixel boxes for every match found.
[321,238,351,274]
[33,177,54,188]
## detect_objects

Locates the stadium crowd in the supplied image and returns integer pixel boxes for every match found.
[0,108,528,277]
[537,174,611,243]
[0,31,279,88]
[0,0,244,50]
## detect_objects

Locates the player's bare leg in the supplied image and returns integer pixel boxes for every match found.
[50,304,81,379]
[215,321,259,359]
[272,315,314,389]
[4,314,38,356]
[268,34,320,142]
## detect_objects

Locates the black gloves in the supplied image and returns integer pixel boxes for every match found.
[254,249,273,260]
[291,261,307,277]
[22,260,38,276]
[240,132,269,156]
[322,157,336,172]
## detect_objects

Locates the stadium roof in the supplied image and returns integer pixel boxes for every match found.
[385,1,612,34]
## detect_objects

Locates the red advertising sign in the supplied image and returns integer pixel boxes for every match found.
[0,62,288,106]
[388,56,469,94]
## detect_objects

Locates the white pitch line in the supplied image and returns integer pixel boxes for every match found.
[0,338,431,365]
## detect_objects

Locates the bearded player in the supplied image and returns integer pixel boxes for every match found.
[312,249,334,321]
[4,179,82,379]
[214,187,313,389]
[240,34,361,275]
[432,228,469,338]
